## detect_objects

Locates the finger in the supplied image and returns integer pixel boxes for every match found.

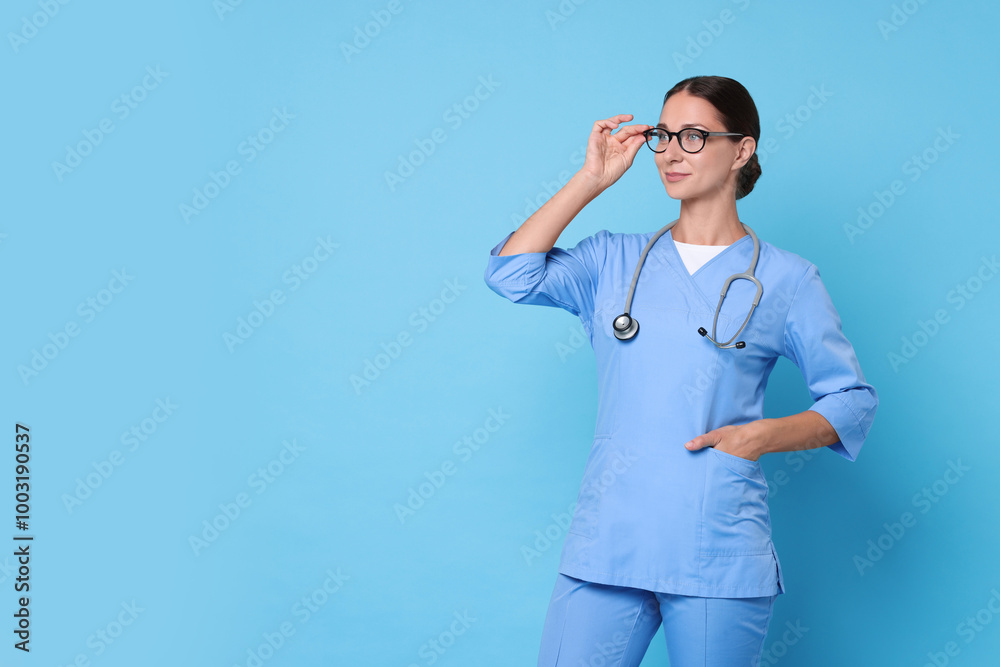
[613,133,651,159]
[684,435,710,450]
[623,135,646,158]
[612,124,652,141]
[593,114,634,134]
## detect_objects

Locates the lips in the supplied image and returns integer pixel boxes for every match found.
[665,172,689,182]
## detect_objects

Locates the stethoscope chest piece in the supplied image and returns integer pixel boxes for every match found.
[612,313,638,341]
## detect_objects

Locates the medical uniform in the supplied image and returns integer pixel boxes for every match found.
[483,224,878,662]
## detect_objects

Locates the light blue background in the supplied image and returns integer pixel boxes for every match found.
[3,0,999,665]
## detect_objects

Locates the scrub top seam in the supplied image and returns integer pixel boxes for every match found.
[697,454,707,584]
[816,394,868,454]
[558,564,781,596]
[828,391,868,437]
[780,263,814,360]
[688,231,751,279]
[663,229,752,313]
[659,231,715,313]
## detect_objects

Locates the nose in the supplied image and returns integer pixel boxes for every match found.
[658,135,685,163]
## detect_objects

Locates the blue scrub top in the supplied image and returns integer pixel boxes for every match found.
[483,225,879,598]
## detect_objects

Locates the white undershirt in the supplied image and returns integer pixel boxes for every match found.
[673,240,730,275]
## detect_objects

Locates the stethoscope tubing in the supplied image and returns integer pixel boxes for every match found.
[613,219,763,348]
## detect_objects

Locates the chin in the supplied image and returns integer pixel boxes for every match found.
[662,180,686,197]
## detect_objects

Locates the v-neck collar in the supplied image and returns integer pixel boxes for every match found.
[661,227,753,312]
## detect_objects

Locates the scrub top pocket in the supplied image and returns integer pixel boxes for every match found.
[700,446,773,556]
[709,445,762,475]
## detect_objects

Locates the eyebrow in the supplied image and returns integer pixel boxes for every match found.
[656,122,709,130]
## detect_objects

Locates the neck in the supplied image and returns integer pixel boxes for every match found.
[671,197,746,245]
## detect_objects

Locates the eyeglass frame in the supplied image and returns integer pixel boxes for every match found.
[642,127,749,154]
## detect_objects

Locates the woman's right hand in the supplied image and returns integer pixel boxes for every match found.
[578,114,652,193]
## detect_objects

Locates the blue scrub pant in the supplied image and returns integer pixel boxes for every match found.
[538,574,776,666]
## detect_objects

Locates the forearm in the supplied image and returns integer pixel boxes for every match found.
[498,171,603,256]
[750,410,839,457]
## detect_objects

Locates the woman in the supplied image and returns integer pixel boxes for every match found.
[483,76,878,666]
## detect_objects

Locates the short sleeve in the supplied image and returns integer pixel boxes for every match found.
[482,229,608,323]
[782,264,879,462]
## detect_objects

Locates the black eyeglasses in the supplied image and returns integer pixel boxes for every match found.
[642,127,748,154]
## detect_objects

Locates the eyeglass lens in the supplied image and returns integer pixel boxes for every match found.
[647,129,704,153]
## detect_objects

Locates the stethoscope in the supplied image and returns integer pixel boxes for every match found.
[612,219,763,349]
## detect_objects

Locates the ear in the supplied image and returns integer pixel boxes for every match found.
[732,136,757,171]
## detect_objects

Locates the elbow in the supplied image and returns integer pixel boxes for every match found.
[483,268,531,304]
[483,256,545,304]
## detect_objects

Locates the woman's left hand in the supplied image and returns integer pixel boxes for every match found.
[683,423,762,462]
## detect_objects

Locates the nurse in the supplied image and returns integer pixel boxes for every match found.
[483,76,879,666]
